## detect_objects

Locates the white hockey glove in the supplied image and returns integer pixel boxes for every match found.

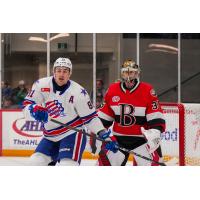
[141,127,161,154]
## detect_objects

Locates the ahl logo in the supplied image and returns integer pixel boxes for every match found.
[112,96,120,102]
[12,118,43,138]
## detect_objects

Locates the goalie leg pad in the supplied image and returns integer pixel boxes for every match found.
[98,149,128,166]
[133,143,163,166]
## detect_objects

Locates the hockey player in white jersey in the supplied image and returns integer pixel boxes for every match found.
[23,57,119,166]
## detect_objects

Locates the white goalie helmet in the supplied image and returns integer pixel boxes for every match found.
[121,59,141,81]
[53,57,72,74]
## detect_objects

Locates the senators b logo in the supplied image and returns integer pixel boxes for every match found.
[119,104,136,126]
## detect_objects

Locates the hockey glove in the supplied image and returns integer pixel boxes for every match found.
[98,129,119,153]
[141,127,161,153]
[89,131,102,156]
[29,104,48,123]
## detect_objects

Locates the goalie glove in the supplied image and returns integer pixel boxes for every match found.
[29,104,48,123]
[141,127,161,154]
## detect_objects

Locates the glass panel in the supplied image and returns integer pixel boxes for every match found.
[95,33,122,108]
[2,33,47,109]
[139,33,178,102]
[181,33,200,103]
[121,33,137,64]
[50,33,93,100]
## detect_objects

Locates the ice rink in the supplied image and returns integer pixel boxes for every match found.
[0,157,97,166]
[0,156,132,166]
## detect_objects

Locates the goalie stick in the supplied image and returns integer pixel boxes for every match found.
[50,118,178,166]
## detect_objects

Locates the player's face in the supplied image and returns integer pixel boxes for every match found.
[121,69,139,88]
[96,80,103,89]
[54,67,71,86]
[121,70,138,81]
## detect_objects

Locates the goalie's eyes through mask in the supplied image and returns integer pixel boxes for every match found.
[121,59,140,81]
[121,70,139,81]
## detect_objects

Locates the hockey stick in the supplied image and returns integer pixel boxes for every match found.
[50,118,172,166]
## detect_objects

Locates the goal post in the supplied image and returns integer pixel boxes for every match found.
[161,103,200,166]
[161,103,185,166]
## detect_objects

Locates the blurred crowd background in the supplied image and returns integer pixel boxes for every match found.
[1,33,200,109]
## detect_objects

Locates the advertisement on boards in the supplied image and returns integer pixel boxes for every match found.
[2,111,43,151]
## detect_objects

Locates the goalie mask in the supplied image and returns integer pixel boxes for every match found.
[53,57,72,75]
[121,59,140,87]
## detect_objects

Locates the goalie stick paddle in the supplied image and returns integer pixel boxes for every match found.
[50,118,168,166]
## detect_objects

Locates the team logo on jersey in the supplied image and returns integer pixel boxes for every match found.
[112,96,120,102]
[41,88,50,92]
[150,89,157,97]
[119,104,136,126]
[45,100,65,118]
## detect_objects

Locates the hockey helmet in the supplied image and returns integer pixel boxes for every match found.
[53,57,72,74]
[121,59,141,83]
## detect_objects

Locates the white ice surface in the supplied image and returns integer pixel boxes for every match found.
[0,157,132,166]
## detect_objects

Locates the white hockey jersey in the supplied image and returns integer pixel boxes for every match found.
[23,76,105,142]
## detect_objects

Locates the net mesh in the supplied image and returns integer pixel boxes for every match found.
[161,105,180,164]
[184,104,200,165]
[161,103,200,166]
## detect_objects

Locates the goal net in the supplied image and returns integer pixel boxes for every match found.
[161,103,200,166]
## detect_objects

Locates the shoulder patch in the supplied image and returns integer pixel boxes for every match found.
[150,89,157,97]
[112,96,120,102]
[41,88,50,92]
[80,88,87,96]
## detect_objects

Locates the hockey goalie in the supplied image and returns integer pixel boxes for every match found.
[92,59,166,166]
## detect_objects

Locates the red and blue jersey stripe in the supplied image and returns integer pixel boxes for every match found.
[43,111,98,137]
